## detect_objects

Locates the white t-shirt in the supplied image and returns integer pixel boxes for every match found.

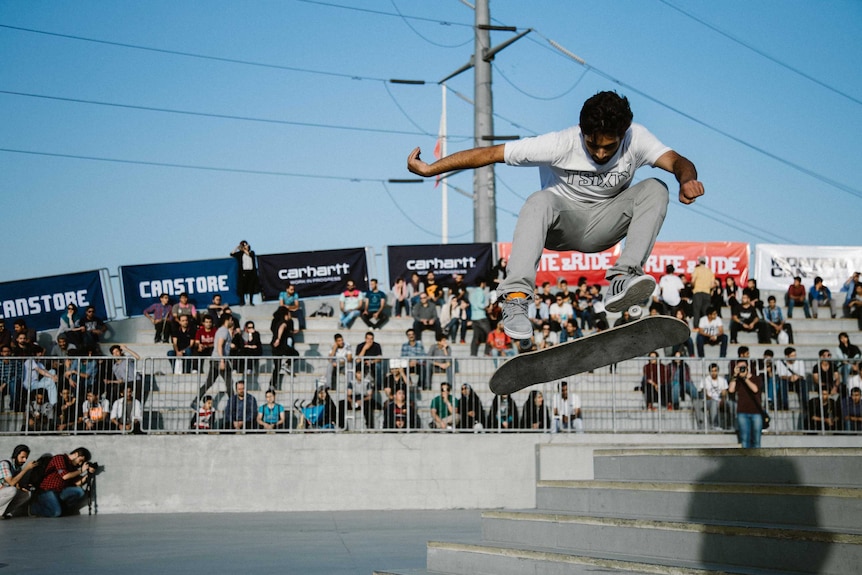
[697,316,723,337]
[504,123,671,203]
[698,376,728,401]
[659,274,685,307]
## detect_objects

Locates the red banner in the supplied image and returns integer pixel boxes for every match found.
[496,241,749,288]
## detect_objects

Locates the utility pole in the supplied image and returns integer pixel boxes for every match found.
[439,0,530,244]
[473,0,495,243]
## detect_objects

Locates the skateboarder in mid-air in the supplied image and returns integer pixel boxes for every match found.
[408,91,705,345]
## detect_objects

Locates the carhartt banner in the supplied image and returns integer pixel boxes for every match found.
[0,270,108,332]
[258,248,368,299]
[755,244,862,291]
[496,241,749,287]
[387,243,493,287]
[120,258,239,317]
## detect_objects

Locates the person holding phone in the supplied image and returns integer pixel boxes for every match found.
[729,359,764,448]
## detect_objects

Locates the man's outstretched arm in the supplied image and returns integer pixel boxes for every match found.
[407,145,505,178]
[654,150,705,205]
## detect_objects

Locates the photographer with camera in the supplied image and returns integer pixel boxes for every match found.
[728,360,765,448]
[0,445,38,518]
[30,447,93,518]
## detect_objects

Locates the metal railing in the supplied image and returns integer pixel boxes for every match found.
[1,354,859,436]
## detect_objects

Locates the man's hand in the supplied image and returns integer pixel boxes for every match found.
[679,179,704,205]
[407,147,432,177]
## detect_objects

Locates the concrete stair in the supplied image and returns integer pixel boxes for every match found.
[375,448,862,575]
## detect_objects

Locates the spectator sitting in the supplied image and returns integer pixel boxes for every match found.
[382,385,419,430]
[80,390,110,432]
[840,272,860,317]
[695,307,728,357]
[80,306,108,351]
[430,335,454,384]
[763,295,793,344]
[354,331,383,389]
[171,292,198,329]
[559,320,583,343]
[808,276,839,319]
[278,283,306,331]
[847,283,862,331]
[0,344,22,411]
[411,292,443,341]
[103,344,141,404]
[225,380,257,431]
[0,444,38,518]
[836,332,861,385]
[55,387,78,432]
[552,380,584,433]
[305,386,338,430]
[57,303,86,349]
[806,386,840,432]
[361,278,389,330]
[49,333,77,358]
[785,276,811,318]
[429,381,457,430]
[487,393,518,430]
[11,320,37,353]
[537,323,558,350]
[327,333,353,391]
[400,329,427,390]
[110,385,144,434]
[391,276,409,318]
[424,272,444,306]
[257,389,286,431]
[742,278,763,316]
[670,351,698,408]
[520,390,550,430]
[642,352,672,411]
[236,321,263,377]
[812,349,841,397]
[271,308,299,388]
[167,314,195,374]
[486,323,515,360]
[774,347,807,413]
[143,293,173,343]
[0,319,10,350]
[206,294,228,322]
[338,280,363,329]
[22,346,59,406]
[26,390,54,432]
[456,383,484,430]
[338,382,378,430]
[30,447,93,518]
[696,363,728,430]
[842,387,862,432]
[729,294,768,344]
[190,394,218,431]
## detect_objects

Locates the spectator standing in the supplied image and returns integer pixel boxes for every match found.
[231,240,260,306]
[691,256,714,326]
[729,359,764,448]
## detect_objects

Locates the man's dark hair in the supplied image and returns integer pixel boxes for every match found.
[580,91,633,138]
[13,319,26,328]
[71,447,92,463]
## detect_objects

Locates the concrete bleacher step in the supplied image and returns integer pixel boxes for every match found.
[535,480,862,534]
[379,448,862,575]
[476,510,861,575]
[592,448,862,487]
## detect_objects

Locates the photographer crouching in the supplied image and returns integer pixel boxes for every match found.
[30,447,94,518]
[728,360,765,449]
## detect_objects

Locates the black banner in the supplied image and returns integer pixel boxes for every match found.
[386,243,493,288]
[258,248,368,299]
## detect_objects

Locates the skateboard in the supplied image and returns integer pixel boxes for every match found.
[489,315,690,395]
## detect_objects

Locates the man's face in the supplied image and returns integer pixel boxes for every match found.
[203,317,212,329]
[0,346,11,358]
[61,389,70,401]
[70,452,87,467]
[370,280,377,290]
[180,295,188,304]
[35,393,44,405]
[287,285,295,294]
[87,392,97,404]
[346,282,355,291]
[419,294,429,306]
[709,367,719,378]
[407,331,415,342]
[179,316,189,328]
[583,132,622,164]
[365,334,374,345]
[787,351,797,361]
[768,299,776,309]
[561,384,568,399]
[852,389,861,404]
[236,383,245,397]
[707,311,717,321]
[58,338,68,349]
[86,308,95,318]
[126,387,134,400]
[335,336,344,348]
[15,451,28,465]
[160,294,169,304]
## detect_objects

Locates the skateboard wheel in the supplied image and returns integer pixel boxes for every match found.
[628,305,643,319]
[518,338,533,352]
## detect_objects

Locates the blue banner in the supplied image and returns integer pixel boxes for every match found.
[120,258,239,317]
[0,270,108,333]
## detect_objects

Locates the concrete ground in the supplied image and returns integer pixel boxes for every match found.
[0,510,482,574]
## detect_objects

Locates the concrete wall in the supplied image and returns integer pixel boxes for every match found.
[2,433,856,514]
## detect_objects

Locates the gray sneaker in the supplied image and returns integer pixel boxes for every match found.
[605,274,656,313]
[501,296,534,340]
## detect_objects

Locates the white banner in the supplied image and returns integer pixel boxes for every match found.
[754,244,862,291]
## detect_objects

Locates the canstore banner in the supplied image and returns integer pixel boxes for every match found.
[386,243,493,288]
[120,258,239,317]
[258,247,369,300]
[0,270,108,332]
[754,244,862,291]
[496,241,749,287]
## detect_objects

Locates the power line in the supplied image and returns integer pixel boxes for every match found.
[0,89,474,139]
[656,0,862,107]
[388,0,473,48]
[295,0,475,29]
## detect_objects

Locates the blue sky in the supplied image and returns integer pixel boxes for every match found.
[1,0,860,285]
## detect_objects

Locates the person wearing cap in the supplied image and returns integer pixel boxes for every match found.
[691,256,714,327]
[0,444,37,518]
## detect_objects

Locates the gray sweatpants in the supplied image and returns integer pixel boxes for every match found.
[499,178,669,296]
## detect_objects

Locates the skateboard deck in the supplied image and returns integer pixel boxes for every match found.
[489,316,690,395]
